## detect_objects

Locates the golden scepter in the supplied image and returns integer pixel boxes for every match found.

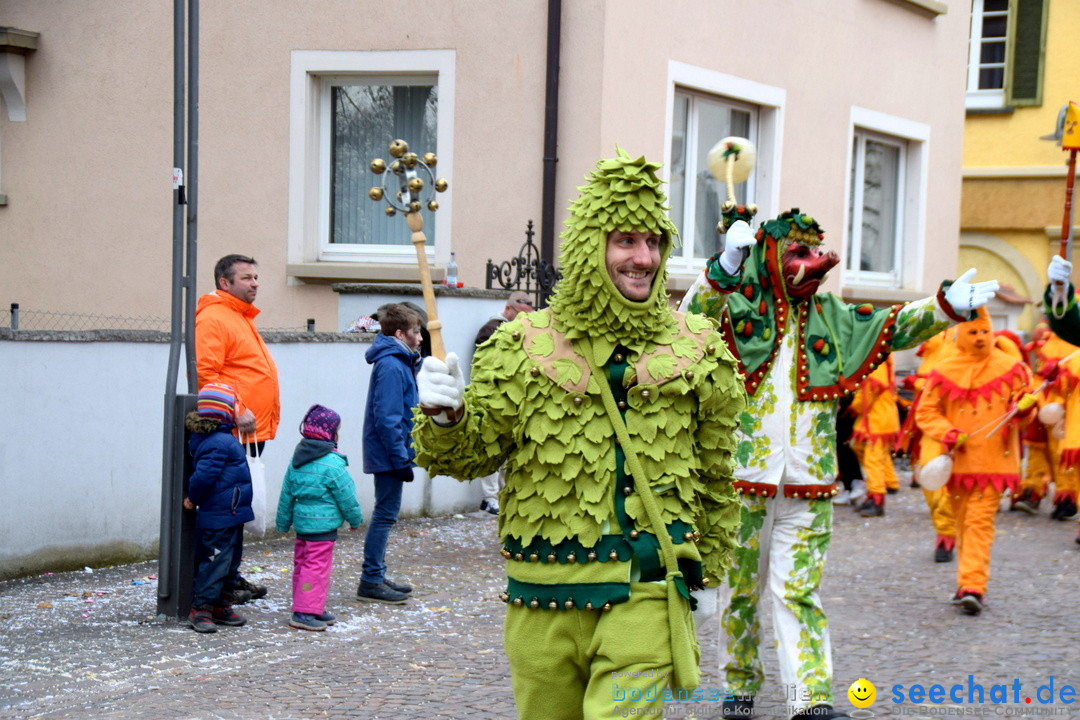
[368,139,450,358]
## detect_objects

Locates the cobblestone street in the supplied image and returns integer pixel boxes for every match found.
[2,476,1079,720]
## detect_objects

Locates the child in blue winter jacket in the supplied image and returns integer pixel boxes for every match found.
[358,303,423,604]
[276,404,363,631]
[183,382,253,633]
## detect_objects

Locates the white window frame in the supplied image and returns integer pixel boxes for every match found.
[663,63,784,278]
[966,0,1009,110]
[288,50,455,266]
[843,108,930,291]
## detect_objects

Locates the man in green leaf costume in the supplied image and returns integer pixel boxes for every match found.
[679,209,999,720]
[412,150,746,720]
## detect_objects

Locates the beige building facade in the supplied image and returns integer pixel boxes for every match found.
[2,0,968,332]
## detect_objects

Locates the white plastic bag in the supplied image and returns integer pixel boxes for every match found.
[244,441,268,537]
[919,454,952,491]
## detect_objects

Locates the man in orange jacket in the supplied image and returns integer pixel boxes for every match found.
[195,254,281,446]
[195,254,281,604]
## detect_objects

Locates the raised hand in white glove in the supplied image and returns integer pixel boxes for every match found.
[718,220,757,275]
[1048,255,1073,285]
[417,352,465,425]
[944,268,999,314]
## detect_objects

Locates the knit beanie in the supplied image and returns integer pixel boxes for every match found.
[300,404,341,442]
[197,383,236,422]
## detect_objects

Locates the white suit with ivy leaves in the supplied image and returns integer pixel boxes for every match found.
[679,210,994,716]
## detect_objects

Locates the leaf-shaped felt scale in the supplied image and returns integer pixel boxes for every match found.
[633,417,659,445]
[671,335,699,360]
[528,332,555,358]
[685,313,712,333]
[639,189,656,212]
[553,357,583,386]
[530,311,551,329]
[646,353,677,379]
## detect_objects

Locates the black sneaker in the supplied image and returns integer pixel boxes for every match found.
[228,588,253,606]
[958,592,984,616]
[383,578,413,594]
[790,705,848,719]
[722,694,754,719]
[314,611,337,625]
[1014,499,1041,515]
[188,606,218,633]
[210,605,247,626]
[934,543,953,563]
[480,499,499,515]
[235,575,268,600]
[1051,497,1078,521]
[357,581,409,605]
[859,500,884,517]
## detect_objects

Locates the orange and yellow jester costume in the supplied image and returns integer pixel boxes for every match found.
[850,357,900,516]
[915,310,1033,614]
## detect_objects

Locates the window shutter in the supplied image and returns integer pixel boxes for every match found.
[1006,0,1047,107]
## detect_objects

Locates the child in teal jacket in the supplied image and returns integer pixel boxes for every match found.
[276,404,363,631]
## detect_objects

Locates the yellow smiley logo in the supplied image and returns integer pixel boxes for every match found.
[848,678,876,708]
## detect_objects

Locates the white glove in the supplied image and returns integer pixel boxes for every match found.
[944,268,999,314]
[417,352,465,424]
[1048,255,1073,285]
[718,220,756,275]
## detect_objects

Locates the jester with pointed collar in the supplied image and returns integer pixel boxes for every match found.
[678,210,999,720]
[914,308,1035,616]
[412,150,746,720]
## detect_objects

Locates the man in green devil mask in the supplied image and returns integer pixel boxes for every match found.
[412,150,747,719]
[680,209,999,720]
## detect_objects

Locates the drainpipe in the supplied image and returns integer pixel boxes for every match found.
[540,0,561,270]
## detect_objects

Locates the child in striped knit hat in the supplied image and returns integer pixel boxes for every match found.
[183,382,254,633]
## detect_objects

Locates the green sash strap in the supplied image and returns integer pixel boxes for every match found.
[577,337,702,693]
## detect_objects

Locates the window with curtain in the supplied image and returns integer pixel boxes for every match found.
[848,131,904,283]
[668,89,757,261]
[328,79,438,248]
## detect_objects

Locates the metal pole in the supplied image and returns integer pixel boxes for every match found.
[539,0,561,273]
[157,0,187,617]
[9,303,18,330]
[184,0,199,389]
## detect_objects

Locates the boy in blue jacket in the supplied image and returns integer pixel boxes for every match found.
[276,404,363,631]
[359,303,422,604]
[183,383,253,633]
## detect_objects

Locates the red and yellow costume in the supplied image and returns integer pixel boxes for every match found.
[915,311,1032,606]
[1019,326,1079,516]
[901,329,958,557]
[850,357,900,513]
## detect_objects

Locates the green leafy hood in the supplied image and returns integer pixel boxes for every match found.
[546,149,682,364]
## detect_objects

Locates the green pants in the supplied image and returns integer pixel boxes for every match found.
[504,581,679,720]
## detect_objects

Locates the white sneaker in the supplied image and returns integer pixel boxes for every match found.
[832,490,850,505]
[480,499,499,515]
[848,481,866,505]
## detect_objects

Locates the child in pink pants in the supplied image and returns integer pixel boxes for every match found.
[275,404,363,631]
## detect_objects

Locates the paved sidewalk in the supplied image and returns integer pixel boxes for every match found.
[2,478,1079,720]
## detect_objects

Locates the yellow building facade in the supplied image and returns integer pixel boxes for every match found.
[962,0,1080,332]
